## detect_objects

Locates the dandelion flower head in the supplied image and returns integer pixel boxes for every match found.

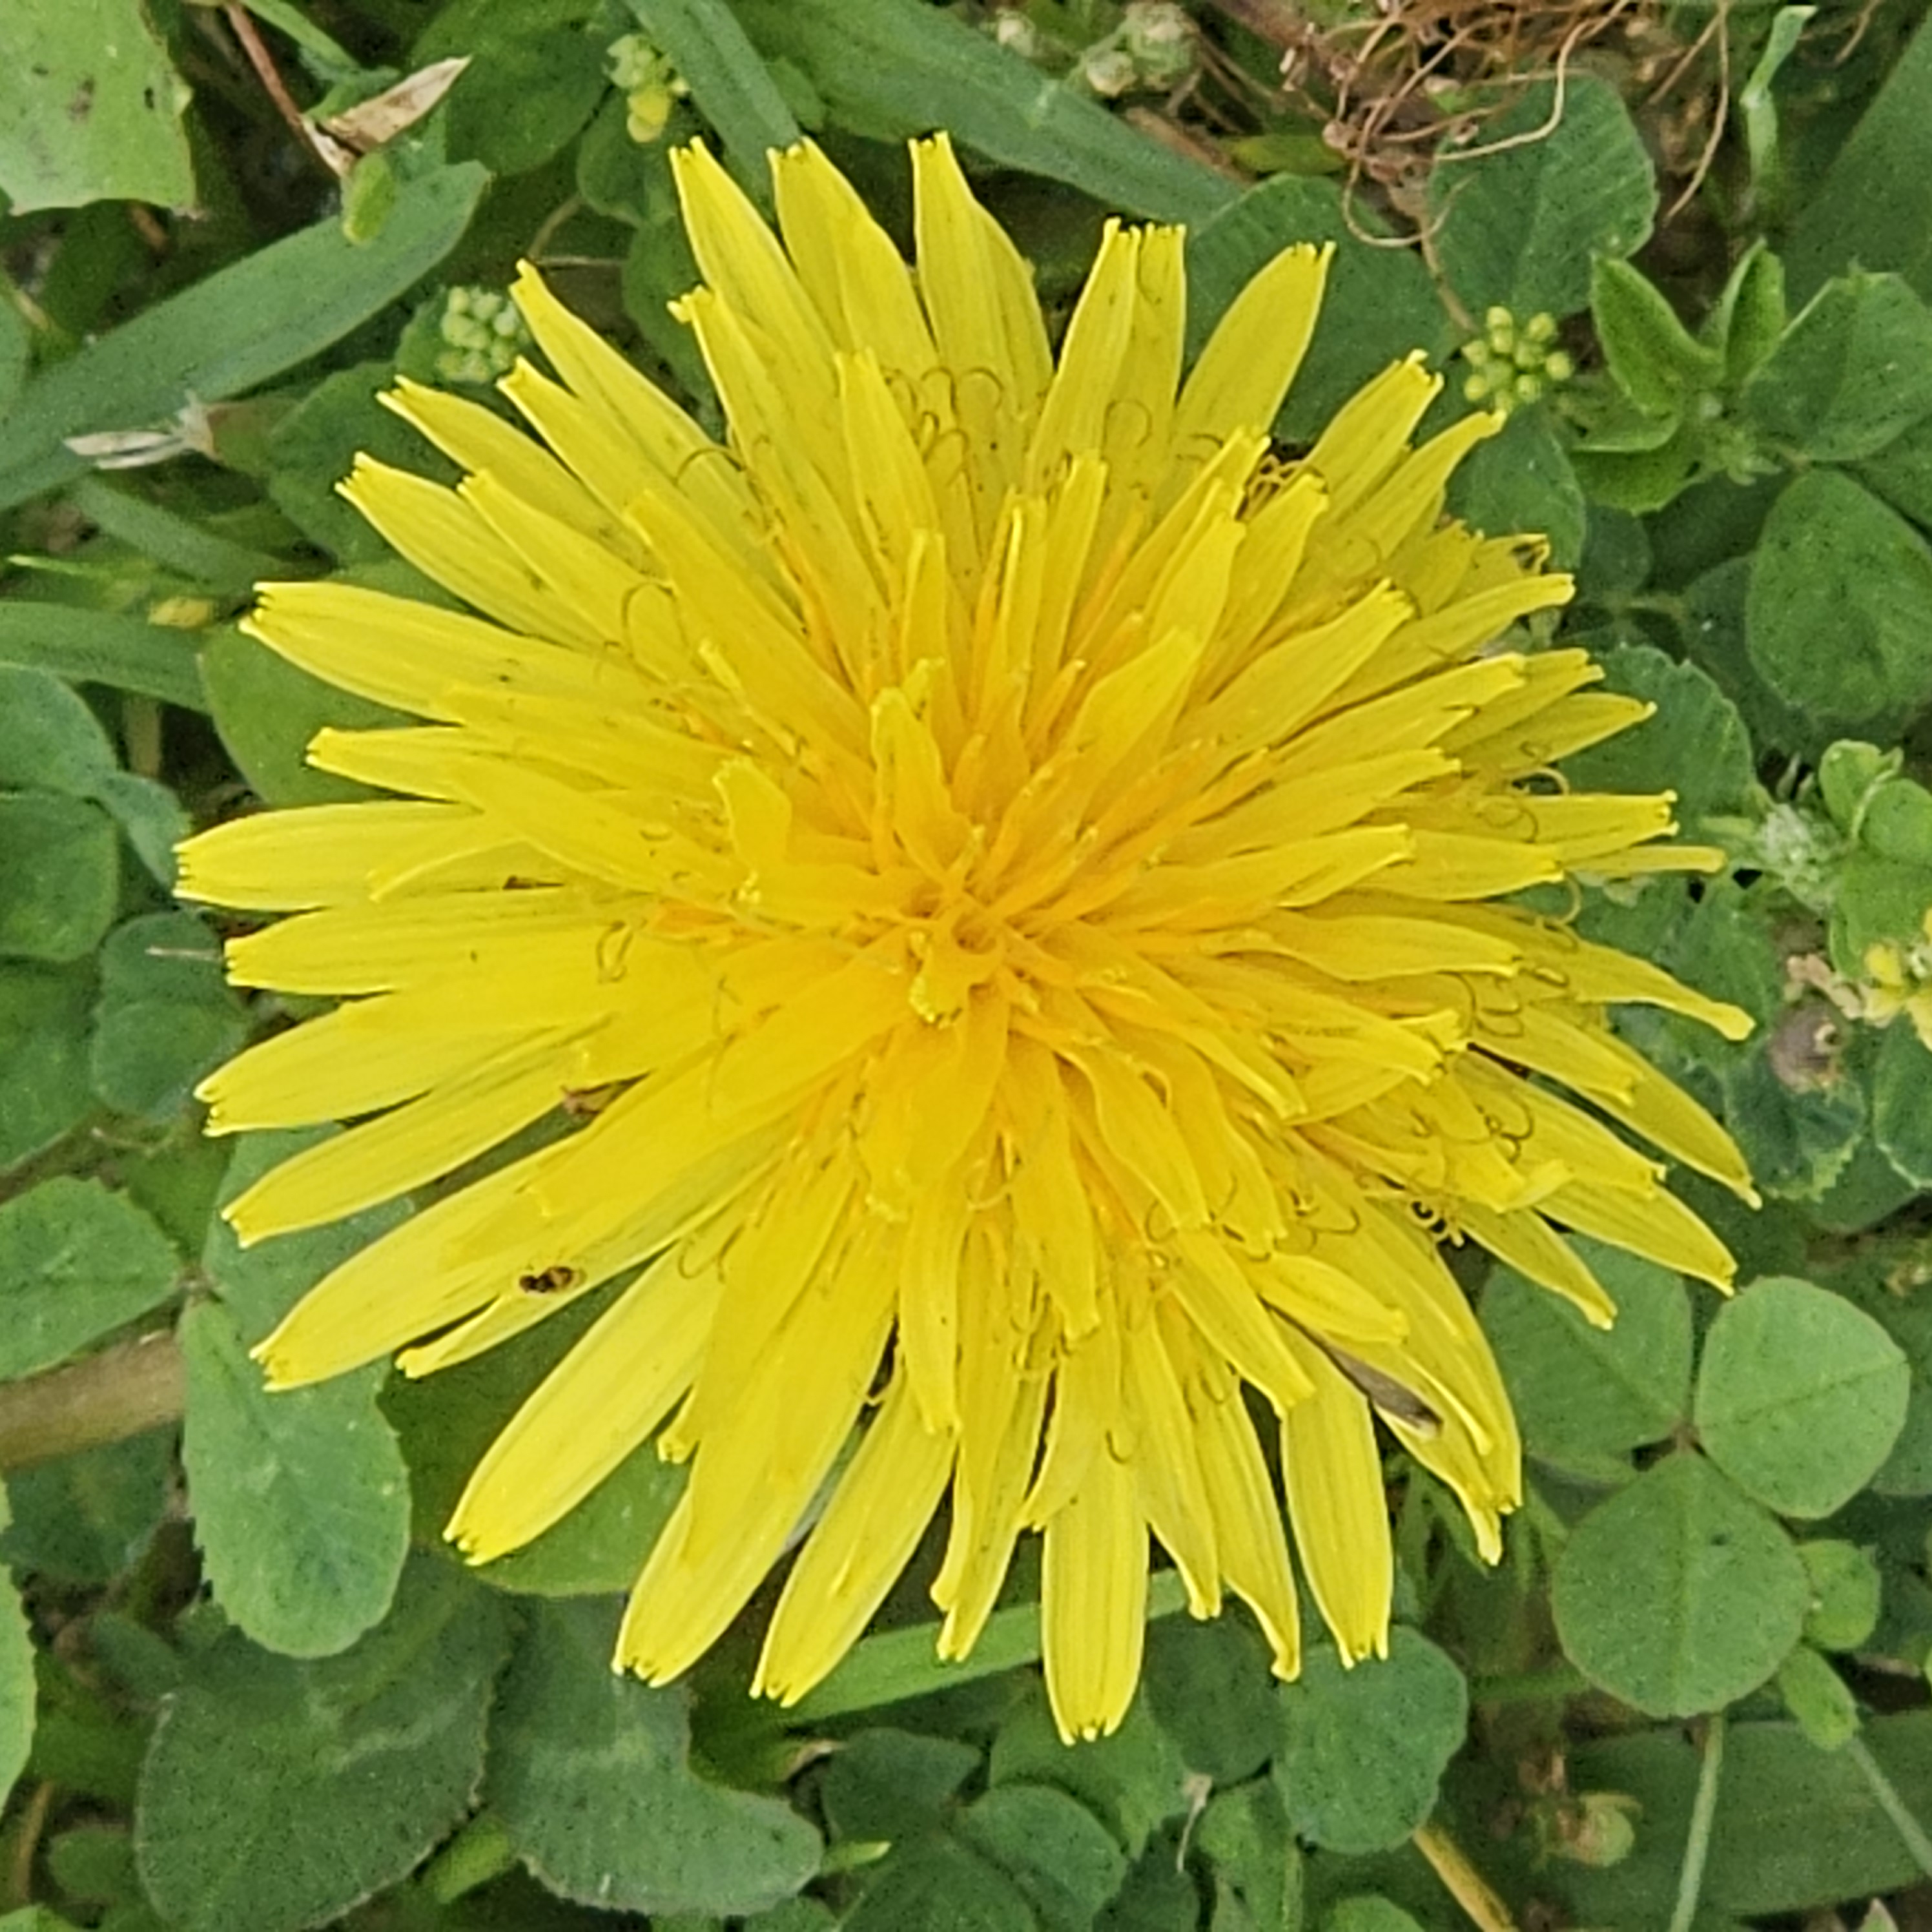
[178,136,1755,1742]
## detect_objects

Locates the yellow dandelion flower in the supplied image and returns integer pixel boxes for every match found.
[176,136,1756,1743]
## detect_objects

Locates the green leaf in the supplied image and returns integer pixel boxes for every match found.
[1742,272,1932,462]
[1327,1902,1425,1932]
[0,1178,177,1381]
[732,0,1235,225]
[1736,7,1814,217]
[629,0,803,206]
[819,1727,980,1844]
[1552,1453,1808,1716]
[0,1565,34,1814]
[1833,1265,1932,1497]
[64,477,283,595]
[0,965,94,1170]
[88,769,187,887]
[1591,258,1722,417]
[1705,242,1788,389]
[1430,76,1656,320]
[0,162,488,512]
[178,1299,410,1660]
[1694,1277,1911,1519]
[1480,1241,1693,1481]
[0,794,119,965]
[134,1556,508,1932]
[442,21,606,177]
[1560,644,1755,834]
[0,1434,172,1587]
[1774,1643,1858,1751]
[484,1598,820,1918]
[1186,174,1450,446]
[1568,419,1701,516]
[1445,406,1585,569]
[844,1831,1035,1932]
[90,910,246,1120]
[1563,1711,1932,1920]
[1142,1612,1279,1787]
[1746,468,1932,726]
[1871,1021,1932,1187]
[991,1684,1187,1859]
[1797,1540,1882,1652]
[0,0,192,213]
[0,606,207,712]
[1858,410,1932,529]
[957,1783,1129,1932]
[1274,1629,1468,1855]
[200,628,408,808]
[1195,1782,1302,1932]
[1783,10,1932,303]
[0,667,116,795]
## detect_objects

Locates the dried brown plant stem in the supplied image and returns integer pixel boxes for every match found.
[223,2,315,154]
[0,1330,185,1472]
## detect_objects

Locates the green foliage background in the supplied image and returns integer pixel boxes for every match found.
[3,1,1932,1927]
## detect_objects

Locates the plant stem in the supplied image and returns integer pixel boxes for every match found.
[0,1331,184,1471]
[1667,1709,1727,1932]
[1469,1664,1590,1706]
[1846,1733,1932,1882]
[1413,1819,1519,1932]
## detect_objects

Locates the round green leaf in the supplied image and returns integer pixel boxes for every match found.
[1328,1901,1426,1932]
[0,1177,178,1380]
[485,1598,821,1919]
[1275,1629,1468,1855]
[1552,1452,1807,1716]
[956,1784,1128,1932]
[0,793,119,963]
[1480,1240,1692,1479]
[0,965,94,1169]
[1798,1540,1882,1652]
[135,1558,506,1932]
[1694,1278,1911,1517]
[1142,1609,1279,1785]
[1747,468,1932,726]
[1872,1021,1932,1187]
[0,668,116,795]
[820,1729,980,1845]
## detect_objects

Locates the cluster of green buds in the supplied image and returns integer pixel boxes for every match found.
[1459,307,1575,413]
[433,286,533,388]
[607,32,686,145]
[992,3,1196,99]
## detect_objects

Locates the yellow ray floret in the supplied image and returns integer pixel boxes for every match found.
[176,134,1754,1745]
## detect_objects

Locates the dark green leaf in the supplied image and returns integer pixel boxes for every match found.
[0,794,119,964]
[1186,174,1450,446]
[820,1727,980,1844]
[1445,406,1585,569]
[0,1433,172,1587]
[1871,1018,1932,1186]
[0,607,206,712]
[959,1783,1129,1932]
[1561,644,1755,834]
[0,667,117,795]
[90,911,246,1120]
[444,25,606,177]
[1552,1453,1807,1716]
[1706,242,1787,389]
[843,1831,1034,1932]
[0,1568,33,1813]
[0,965,94,1170]
[1858,411,1932,529]
[134,1557,508,1932]
[485,1598,820,1918]
[1326,1902,1424,1932]
[1275,1630,1467,1855]
[1746,467,1932,724]
[733,0,1234,225]
[1430,76,1655,319]
[1143,1612,1279,1786]
[0,163,488,512]
[1481,1240,1693,1481]
[0,1178,177,1380]
[1195,1782,1302,1932]
[1742,271,1932,462]
[1694,1277,1911,1519]
[630,0,803,205]
[1591,258,1721,417]
[0,0,193,212]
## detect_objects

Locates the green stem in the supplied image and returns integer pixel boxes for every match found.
[1846,1734,1932,1883]
[1667,1709,1727,1932]
[0,1331,183,1470]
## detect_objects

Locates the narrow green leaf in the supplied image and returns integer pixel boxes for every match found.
[733,0,1234,224]
[0,162,488,511]
[1737,7,1816,216]
[65,478,282,594]
[0,606,207,712]
[630,0,801,205]
[0,1178,178,1381]
[1591,258,1722,416]
[0,0,194,212]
